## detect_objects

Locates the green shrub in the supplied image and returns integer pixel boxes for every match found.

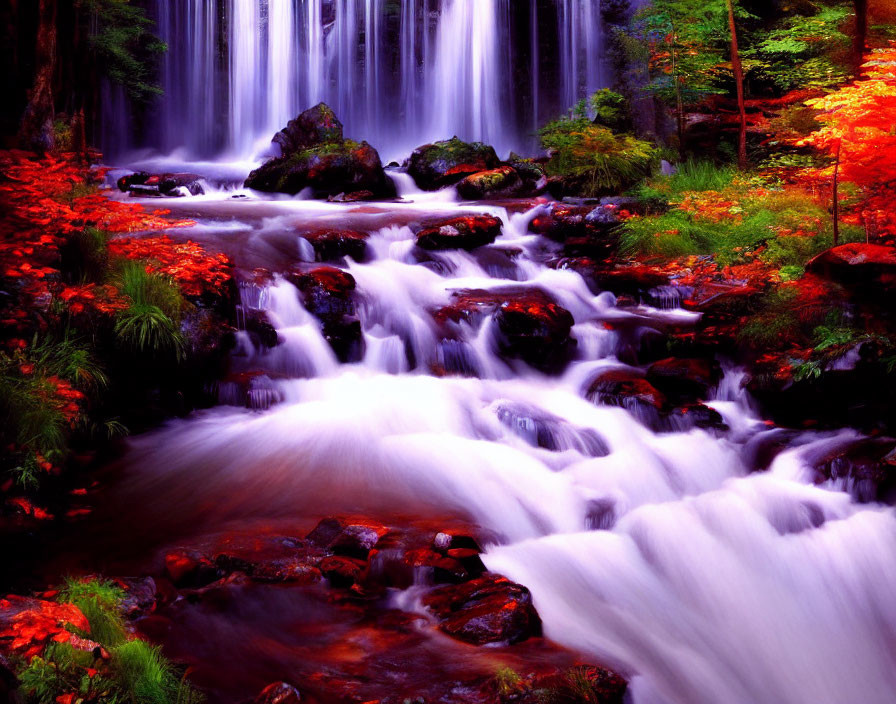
[30,333,108,392]
[115,262,184,321]
[539,118,657,196]
[0,353,69,487]
[589,89,632,133]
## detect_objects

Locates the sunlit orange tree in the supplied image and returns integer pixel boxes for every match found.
[801,45,896,243]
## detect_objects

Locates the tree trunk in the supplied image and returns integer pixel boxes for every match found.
[726,0,748,169]
[854,0,868,77]
[19,0,57,152]
[832,140,841,247]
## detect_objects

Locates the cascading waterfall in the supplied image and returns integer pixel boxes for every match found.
[105,185,896,704]
[424,0,507,149]
[110,0,608,161]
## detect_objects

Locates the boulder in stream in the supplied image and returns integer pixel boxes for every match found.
[287,267,364,363]
[117,171,204,197]
[414,214,503,251]
[422,573,542,645]
[245,103,396,200]
[407,136,501,190]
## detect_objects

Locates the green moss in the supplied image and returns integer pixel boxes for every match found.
[293,139,362,163]
[420,137,495,163]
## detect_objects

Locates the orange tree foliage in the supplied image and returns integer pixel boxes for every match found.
[801,45,896,241]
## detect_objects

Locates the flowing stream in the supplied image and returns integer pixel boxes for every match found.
[102,174,896,704]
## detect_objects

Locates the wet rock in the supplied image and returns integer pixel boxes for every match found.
[584,263,671,299]
[288,267,364,363]
[533,665,628,704]
[807,243,896,298]
[433,288,575,372]
[163,550,219,588]
[531,203,620,259]
[243,310,280,348]
[811,438,896,503]
[117,171,204,197]
[495,403,610,456]
[306,518,389,560]
[415,215,503,251]
[456,166,524,200]
[329,523,390,560]
[272,102,343,154]
[320,555,368,588]
[117,577,157,619]
[299,229,369,262]
[668,403,728,432]
[588,369,667,411]
[408,137,501,190]
[253,682,302,704]
[647,357,721,401]
[422,574,541,645]
[495,293,575,373]
[402,548,472,584]
[246,103,396,199]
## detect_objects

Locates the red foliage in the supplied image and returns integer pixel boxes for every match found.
[0,595,89,660]
[108,235,232,298]
[0,150,210,327]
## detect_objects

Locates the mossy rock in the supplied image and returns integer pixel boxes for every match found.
[246,106,395,199]
[407,137,501,190]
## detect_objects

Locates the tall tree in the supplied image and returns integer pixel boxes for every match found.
[19,0,57,152]
[854,0,868,76]
[725,0,748,168]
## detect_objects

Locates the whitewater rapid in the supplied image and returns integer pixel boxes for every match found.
[113,186,896,704]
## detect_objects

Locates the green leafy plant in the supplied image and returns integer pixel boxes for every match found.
[114,262,186,359]
[539,117,657,196]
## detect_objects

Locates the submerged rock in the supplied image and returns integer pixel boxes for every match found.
[415,215,503,251]
[408,137,501,190]
[245,103,396,200]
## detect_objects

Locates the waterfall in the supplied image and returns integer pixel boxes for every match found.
[116,0,608,161]
[424,0,507,150]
